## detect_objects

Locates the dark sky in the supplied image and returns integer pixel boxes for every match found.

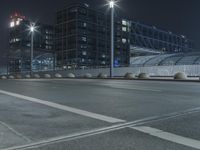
[1,0,200,54]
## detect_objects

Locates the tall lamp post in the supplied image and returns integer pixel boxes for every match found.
[29,23,36,76]
[109,1,115,78]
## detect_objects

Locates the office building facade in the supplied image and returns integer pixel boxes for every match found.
[55,3,195,68]
[55,4,111,69]
[8,13,54,73]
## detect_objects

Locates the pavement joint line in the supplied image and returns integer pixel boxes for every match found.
[0,121,31,142]
[3,107,200,150]
[105,84,162,92]
[9,80,162,94]
[16,79,162,92]
[0,89,126,124]
[53,81,162,92]
[131,126,200,150]
[0,116,166,150]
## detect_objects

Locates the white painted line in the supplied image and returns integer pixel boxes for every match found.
[131,126,200,150]
[0,89,125,123]
[4,107,200,150]
[1,116,168,150]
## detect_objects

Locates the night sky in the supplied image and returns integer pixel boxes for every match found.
[1,0,200,54]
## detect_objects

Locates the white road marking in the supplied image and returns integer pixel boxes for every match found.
[3,107,200,150]
[0,89,125,123]
[131,126,200,150]
[0,116,170,150]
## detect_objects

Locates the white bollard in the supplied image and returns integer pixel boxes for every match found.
[138,73,149,79]
[55,73,62,78]
[34,74,40,79]
[174,72,187,80]
[44,74,51,78]
[8,75,15,79]
[124,73,135,79]
[83,73,92,78]
[67,73,75,78]
[97,73,108,79]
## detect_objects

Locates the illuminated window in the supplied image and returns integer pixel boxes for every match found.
[15,38,20,42]
[122,27,127,32]
[122,20,127,26]
[81,45,87,49]
[10,21,15,28]
[81,37,87,42]
[83,22,87,27]
[122,38,127,44]
[101,61,106,65]
[82,51,87,56]
[16,21,20,25]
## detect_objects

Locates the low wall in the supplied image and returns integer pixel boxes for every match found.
[37,65,200,77]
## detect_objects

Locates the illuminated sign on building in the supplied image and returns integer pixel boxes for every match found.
[9,13,26,28]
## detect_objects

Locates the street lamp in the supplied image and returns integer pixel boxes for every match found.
[29,23,36,76]
[109,0,115,77]
[109,1,114,8]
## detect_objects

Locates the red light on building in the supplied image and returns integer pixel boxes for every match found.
[9,12,26,28]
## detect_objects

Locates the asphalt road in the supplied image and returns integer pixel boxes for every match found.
[0,79,200,150]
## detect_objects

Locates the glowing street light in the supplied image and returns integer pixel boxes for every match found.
[109,0,115,77]
[30,26,35,32]
[109,1,114,8]
[29,23,36,76]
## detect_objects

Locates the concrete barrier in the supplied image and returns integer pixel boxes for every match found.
[67,73,75,78]
[44,74,51,78]
[124,73,135,79]
[16,75,22,79]
[138,73,149,79]
[34,74,40,79]
[1,76,7,79]
[8,75,15,79]
[97,73,108,79]
[55,73,62,78]
[83,73,92,78]
[174,72,187,80]
[25,74,31,79]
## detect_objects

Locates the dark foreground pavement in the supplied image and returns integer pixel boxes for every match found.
[0,79,200,150]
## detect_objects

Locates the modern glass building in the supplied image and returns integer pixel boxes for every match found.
[55,3,111,69]
[8,13,54,73]
[126,20,194,57]
[55,3,195,69]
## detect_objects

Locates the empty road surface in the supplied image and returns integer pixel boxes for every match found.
[0,79,200,150]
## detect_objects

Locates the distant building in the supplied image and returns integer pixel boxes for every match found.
[55,3,111,69]
[55,3,194,68]
[124,20,194,57]
[8,13,54,73]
